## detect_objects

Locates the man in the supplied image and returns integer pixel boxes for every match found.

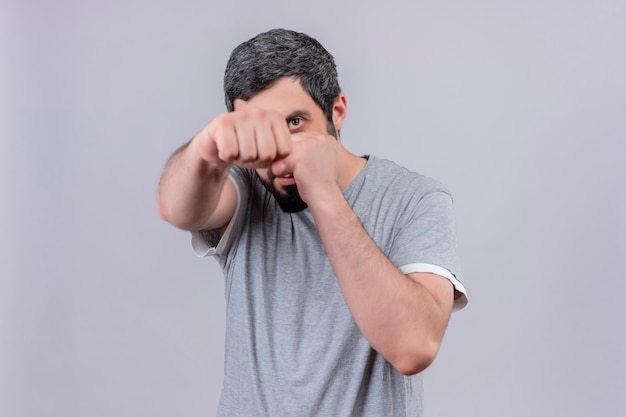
[158,28,467,416]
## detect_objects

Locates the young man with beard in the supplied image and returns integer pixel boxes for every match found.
[157,28,467,416]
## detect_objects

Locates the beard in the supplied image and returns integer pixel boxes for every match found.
[258,169,308,213]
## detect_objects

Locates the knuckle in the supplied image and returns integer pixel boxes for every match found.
[256,150,275,163]
[238,147,257,163]
[217,112,235,126]
[252,107,266,119]
[218,148,237,161]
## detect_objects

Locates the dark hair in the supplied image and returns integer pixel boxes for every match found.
[224,29,341,128]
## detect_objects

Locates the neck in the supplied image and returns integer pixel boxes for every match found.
[336,147,368,191]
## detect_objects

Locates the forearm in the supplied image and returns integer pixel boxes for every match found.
[309,190,452,375]
[157,138,231,231]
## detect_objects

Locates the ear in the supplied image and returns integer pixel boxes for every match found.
[332,94,348,131]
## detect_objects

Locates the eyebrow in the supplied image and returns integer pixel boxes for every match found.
[285,109,312,121]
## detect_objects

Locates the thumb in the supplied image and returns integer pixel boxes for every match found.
[270,159,286,177]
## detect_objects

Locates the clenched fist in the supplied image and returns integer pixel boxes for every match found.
[194,108,293,170]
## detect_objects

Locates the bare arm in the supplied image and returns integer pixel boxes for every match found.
[157,108,293,231]
[310,189,454,375]
[279,133,455,376]
[157,137,236,231]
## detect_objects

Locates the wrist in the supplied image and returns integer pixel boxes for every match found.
[306,184,348,216]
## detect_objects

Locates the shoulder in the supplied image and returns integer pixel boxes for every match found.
[366,156,450,199]
[230,165,256,183]
[228,166,266,198]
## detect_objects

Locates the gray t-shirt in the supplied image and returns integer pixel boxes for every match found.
[192,156,467,416]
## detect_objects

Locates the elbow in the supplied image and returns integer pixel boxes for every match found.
[156,195,208,231]
[157,204,194,230]
[392,354,435,376]
[156,192,173,224]
[388,339,440,376]
[156,192,189,230]
[157,201,168,223]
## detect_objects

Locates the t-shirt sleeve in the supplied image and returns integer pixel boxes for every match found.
[189,166,249,258]
[389,187,468,310]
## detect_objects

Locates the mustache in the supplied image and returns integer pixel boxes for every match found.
[267,164,291,182]
[267,167,277,182]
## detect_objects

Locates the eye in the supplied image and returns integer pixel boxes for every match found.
[287,117,304,130]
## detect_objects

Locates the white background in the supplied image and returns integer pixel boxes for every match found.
[2,0,625,416]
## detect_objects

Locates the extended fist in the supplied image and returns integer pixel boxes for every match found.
[195,108,293,169]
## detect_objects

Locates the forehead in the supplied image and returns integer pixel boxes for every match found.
[233,77,321,115]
